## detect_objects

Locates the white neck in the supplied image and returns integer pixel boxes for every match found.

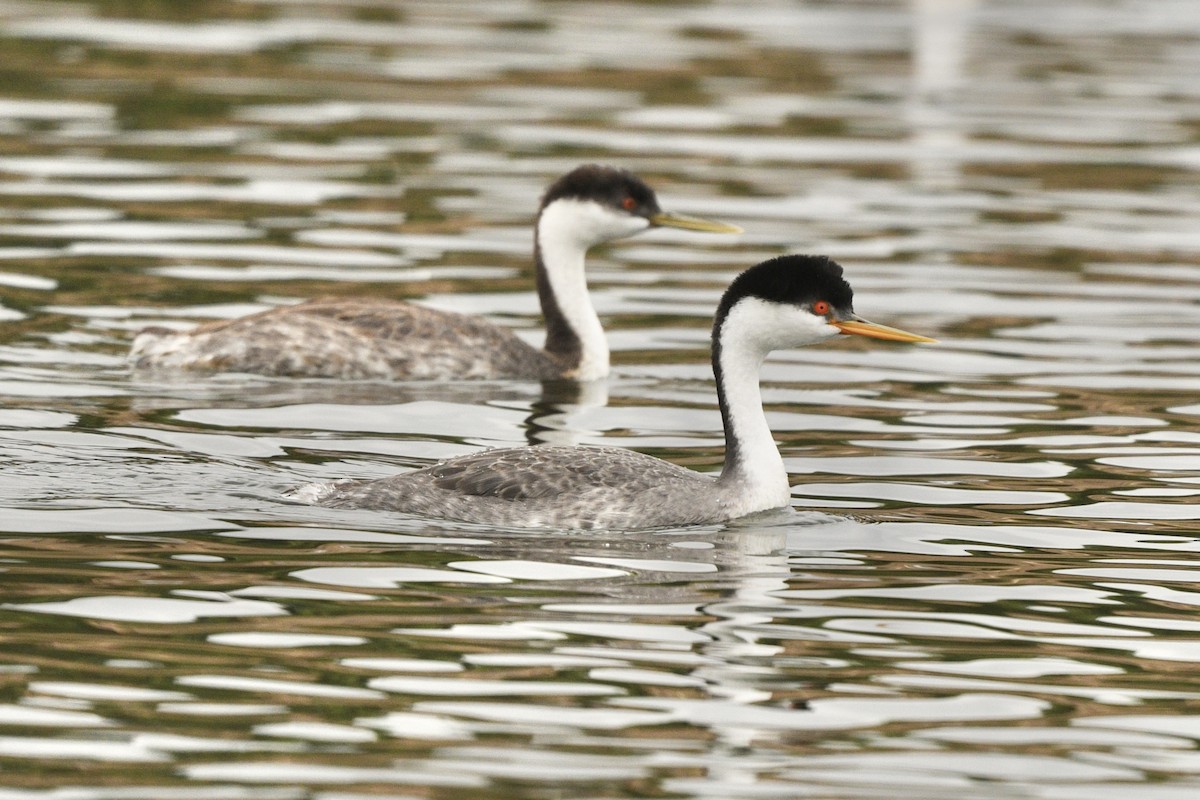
[535,200,647,381]
[714,298,840,515]
[715,335,789,513]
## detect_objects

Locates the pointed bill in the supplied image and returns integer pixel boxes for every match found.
[833,317,937,343]
[649,211,742,234]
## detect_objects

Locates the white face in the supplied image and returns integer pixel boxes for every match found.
[538,197,650,248]
[722,296,841,355]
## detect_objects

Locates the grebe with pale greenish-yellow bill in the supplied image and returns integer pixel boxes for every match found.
[295,254,936,530]
[129,164,740,381]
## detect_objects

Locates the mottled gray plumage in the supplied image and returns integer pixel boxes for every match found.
[130,297,563,380]
[309,445,727,530]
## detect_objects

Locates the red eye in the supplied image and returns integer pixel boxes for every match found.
[621,196,637,211]
[813,300,830,315]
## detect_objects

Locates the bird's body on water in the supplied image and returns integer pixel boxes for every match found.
[129,164,740,381]
[297,254,935,530]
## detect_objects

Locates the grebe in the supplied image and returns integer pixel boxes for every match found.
[129,164,739,381]
[297,255,935,529]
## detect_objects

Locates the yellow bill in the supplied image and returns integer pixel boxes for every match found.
[833,317,937,344]
[649,211,743,234]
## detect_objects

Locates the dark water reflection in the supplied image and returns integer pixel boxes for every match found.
[3,0,1200,797]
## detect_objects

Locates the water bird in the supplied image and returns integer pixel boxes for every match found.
[297,254,935,529]
[129,164,740,380]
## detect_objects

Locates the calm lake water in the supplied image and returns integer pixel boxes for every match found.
[3,0,1200,797]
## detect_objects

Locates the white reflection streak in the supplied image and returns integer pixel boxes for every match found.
[909,0,978,189]
[525,379,610,447]
[691,526,791,785]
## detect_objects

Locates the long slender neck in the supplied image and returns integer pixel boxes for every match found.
[534,200,609,381]
[712,303,790,511]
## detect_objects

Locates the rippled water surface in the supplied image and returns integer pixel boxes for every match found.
[3,0,1200,797]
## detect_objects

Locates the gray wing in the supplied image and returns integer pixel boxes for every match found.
[301,299,562,379]
[426,445,703,501]
[295,299,501,343]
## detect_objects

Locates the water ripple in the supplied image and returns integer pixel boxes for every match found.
[1,0,1199,797]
